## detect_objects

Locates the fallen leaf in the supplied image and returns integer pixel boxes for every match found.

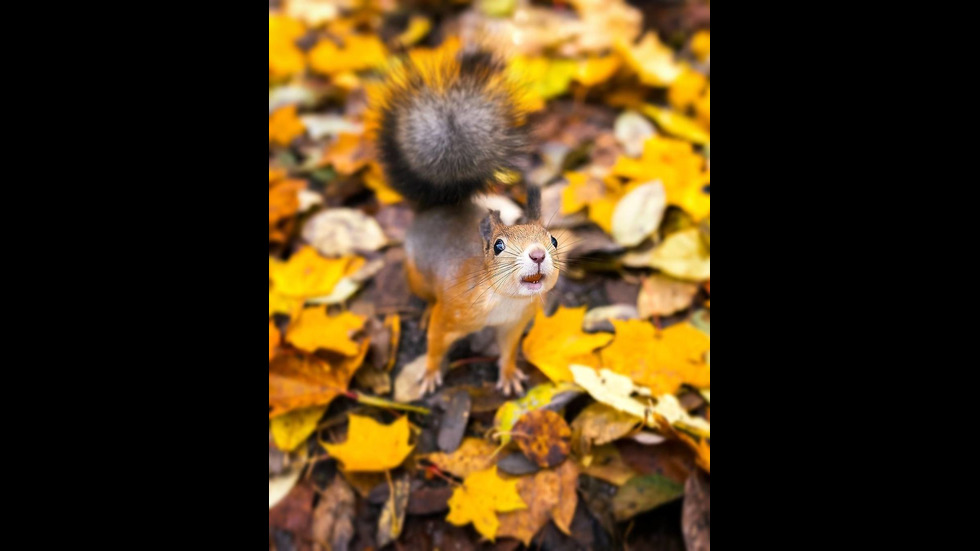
[285,0,340,26]
[611,474,684,521]
[269,178,307,226]
[302,208,387,257]
[512,410,572,468]
[270,432,308,508]
[682,468,710,551]
[270,320,280,362]
[616,32,683,87]
[427,437,499,479]
[637,274,699,317]
[522,306,613,384]
[571,402,641,455]
[438,390,472,453]
[599,319,710,395]
[268,340,368,418]
[577,444,637,486]
[640,103,710,145]
[446,465,527,541]
[269,246,365,298]
[311,475,356,551]
[308,34,387,75]
[271,404,327,452]
[496,460,579,544]
[377,472,411,548]
[269,105,306,146]
[493,382,582,445]
[285,308,366,356]
[320,132,372,175]
[574,54,622,87]
[269,14,306,80]
[611,180,666,246]
[614,110,656,158]
[569,365,652,422]
[690,30,710,62]
[668,68,708,111]
[560,170,605,215]
[624,228,709,281]
[324,414,414,472]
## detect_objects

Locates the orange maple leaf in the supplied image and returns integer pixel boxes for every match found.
[324,414,414,472]
[599,319,709,395]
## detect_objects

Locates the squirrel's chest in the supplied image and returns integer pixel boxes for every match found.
[483,296,535,327]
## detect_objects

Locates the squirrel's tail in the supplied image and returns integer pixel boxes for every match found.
[370,43,527,208]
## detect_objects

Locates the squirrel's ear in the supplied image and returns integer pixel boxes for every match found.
[524,186,541,222]
[480,210,502,241]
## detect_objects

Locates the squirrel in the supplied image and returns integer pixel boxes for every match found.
[371,45,560,396]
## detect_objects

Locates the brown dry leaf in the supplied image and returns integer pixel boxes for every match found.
[269,178,307,226]
[268,339,368,418]
[285,308,366,356]
[522,306,613,384]
[320,132,373,175]
[496,460,579,544]
[270,246,365,298]
[682,468,710,551]
[269,105,306,146]
[324,414,414,472]
[427,437,499,479]
[446,465,527,541]
[637,274,699,317]
[577,444,637,486]
[512,410,571,468]
[311,475,356,551]
[301,208,387,257]
[571,402,641,455]
[600,319,710,395]
[377,472,411,547]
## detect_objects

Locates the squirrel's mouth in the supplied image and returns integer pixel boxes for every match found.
[521,273,543,283]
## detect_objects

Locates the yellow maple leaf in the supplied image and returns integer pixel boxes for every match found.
[611,136,709,221]
[324,414,414,472]
[522,306,614,384]
[269,246,364,298]
[667,68,707,111]
[446,466,527,541]
[690,30,710,61]
[599,320,709,395]
[269,105,306,146]
[308,34,387,76]
[269,289,304,320]
[269,14,306,79]
[285,308,365,356]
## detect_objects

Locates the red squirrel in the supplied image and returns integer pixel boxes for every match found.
[371,45,560,396]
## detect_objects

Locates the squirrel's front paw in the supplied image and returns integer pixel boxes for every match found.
[495,368,528,397]
[418,369,443,395]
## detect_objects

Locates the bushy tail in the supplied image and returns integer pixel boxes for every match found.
[371,44,527,208]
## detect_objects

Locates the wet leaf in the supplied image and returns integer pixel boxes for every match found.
[445,465,527,541]
[512,409,572,468]
[324,414,415,472]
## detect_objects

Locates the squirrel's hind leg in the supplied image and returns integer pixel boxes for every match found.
[419,302,464,395]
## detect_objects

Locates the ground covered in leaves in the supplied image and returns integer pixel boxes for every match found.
[269,1,710,549]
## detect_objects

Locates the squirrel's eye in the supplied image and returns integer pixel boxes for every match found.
[493,239,505,255]
[551,236,558,248]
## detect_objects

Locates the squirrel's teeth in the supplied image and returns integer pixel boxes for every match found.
[521,273,543,283]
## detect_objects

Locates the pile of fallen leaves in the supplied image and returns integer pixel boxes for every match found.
[270,0,709,549]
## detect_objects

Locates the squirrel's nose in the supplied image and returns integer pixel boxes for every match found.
[528,247,545,264]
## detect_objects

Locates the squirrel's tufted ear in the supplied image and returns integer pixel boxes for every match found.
[525,185,541,222]
[480,209,503,241]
